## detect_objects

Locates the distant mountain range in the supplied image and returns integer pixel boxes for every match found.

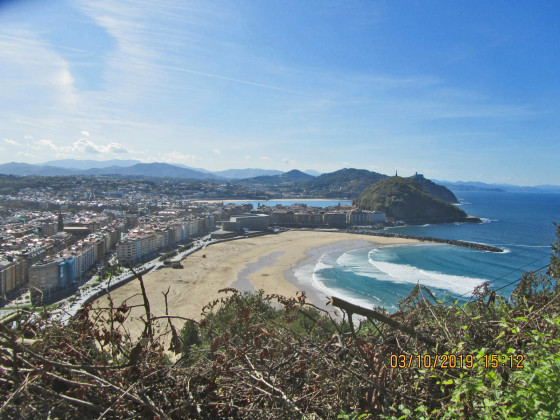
[1,160,313,180]
[213,168,284,179]
[437,180,560,193]
[43,159,142,170]
[0,162,220,180]
[0,159,558,195]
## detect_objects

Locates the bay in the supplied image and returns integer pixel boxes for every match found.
[299,191,560,311]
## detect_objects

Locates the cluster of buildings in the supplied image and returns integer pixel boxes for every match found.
[264,204,386,228]
[0,207,125,302]
[116,215,213,265]
[1,210,77,302]
[211,204,386,238]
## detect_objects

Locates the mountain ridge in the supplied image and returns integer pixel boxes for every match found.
[0,161,558,192]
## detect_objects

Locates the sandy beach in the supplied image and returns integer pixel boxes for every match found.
[95,231,417,340]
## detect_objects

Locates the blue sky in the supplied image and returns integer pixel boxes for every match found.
[1,0,559,185]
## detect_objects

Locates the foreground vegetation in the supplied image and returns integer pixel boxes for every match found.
[0,225,559,418]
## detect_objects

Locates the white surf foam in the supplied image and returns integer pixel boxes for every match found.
[367,256,486,296]
[293,251,391,311]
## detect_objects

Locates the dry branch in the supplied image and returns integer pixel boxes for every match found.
[330,295,444,350]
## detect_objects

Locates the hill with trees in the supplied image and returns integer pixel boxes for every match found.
[238,169,314,185]
[303,168,389,198]
[354,176,474,223]
[409,173,458,203]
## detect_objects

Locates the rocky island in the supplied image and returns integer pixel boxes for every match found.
[353,176,481,224]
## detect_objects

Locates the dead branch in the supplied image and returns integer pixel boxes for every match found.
[331,296,445,350]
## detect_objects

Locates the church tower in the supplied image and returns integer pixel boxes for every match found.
[57,211,64,232]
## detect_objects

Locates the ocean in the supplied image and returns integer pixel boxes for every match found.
[285,191,560,312]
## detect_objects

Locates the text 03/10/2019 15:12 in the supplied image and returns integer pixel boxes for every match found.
[390,353,525,369]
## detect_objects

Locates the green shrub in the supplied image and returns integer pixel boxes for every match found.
[180,320,201,357]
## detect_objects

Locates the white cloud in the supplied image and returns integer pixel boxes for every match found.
[245,155,251,160]
[148,151,201,165]
[3,138,21,146]
[69,139,101,154]
[30,137,129,155]
[282,158,296,165]
[213,148,221,155]
[23,135,33,140]
[0,32,77,107]
[81,131,90,137]
[67,138,129,154]
[105,143,128,153]
[259,156,271,160]
[34,139,57,150]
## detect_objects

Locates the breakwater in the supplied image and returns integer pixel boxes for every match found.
[348,230,504,253]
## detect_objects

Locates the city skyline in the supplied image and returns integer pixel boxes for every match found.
[1,1,559,186]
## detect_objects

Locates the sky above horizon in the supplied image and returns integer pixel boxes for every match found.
[1,1,559,185]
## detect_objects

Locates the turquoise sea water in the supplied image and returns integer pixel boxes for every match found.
[294,191,560,311]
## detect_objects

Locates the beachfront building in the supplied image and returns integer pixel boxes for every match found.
[323,212,348,227]
[349,210,386,225]
[294,213,322,226]
[116,216,210,266]
[271,211,295,225]
[212,214,270,238]
[116,231,158,266]
[71,243,95,281]
[231,214,270,231]
[29,256,76,304]
[0,256,26,297]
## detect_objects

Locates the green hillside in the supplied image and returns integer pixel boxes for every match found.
[409,173,458,203]
[304,168,388,198]
[354,176,473,223]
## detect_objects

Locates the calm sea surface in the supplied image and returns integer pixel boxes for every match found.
[229,193,560,311]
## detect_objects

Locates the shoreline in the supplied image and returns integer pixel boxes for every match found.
[94,231,417,339]
[283,239,384,316]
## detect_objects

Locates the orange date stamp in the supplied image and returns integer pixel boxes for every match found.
[390,353,524,369]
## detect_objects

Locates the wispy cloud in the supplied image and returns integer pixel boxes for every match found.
[164,65,299,94]
[33,139,57,151]
[0,32,78,106]
[3,138,21,146]
[31,137,129,155]
[145,151,201,165]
